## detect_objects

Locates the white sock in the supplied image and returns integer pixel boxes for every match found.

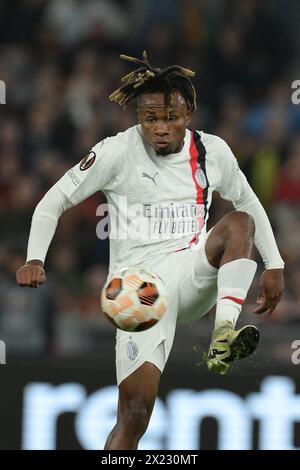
[214,258,257,330]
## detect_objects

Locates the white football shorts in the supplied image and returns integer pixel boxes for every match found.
[115,230,218,385]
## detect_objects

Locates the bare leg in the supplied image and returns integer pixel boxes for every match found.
[205,211,255,268]
[104,361,161,450]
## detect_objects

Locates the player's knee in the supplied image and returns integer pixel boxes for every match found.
[226,211,255,237]
[119,396,151,436]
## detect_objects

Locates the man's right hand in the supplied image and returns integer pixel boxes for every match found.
[16,260,46,288]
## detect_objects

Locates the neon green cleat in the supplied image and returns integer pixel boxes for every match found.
[207,321,260,374]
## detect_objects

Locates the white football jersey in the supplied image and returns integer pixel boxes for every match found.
[57,125,251,272]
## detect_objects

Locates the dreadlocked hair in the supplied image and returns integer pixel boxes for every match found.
[109,51,197,112]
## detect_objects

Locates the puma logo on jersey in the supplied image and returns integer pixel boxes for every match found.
[142,171,159,185]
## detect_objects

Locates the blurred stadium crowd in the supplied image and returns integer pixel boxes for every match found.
[0,0,300,357]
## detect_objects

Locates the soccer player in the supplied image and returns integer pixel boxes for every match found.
[16,52,284,450]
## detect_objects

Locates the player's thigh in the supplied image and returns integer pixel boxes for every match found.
[178,240,218,323]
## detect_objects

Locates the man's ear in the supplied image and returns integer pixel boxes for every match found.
[185,108,193,126]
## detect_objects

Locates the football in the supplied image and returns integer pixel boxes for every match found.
[101,267,169,332]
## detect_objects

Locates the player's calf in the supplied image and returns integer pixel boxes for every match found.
[105,362,160,449]
[106,397,151,449]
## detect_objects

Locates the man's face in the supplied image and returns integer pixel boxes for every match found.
[137,91,193,155]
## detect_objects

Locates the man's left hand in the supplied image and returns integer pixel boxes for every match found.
[254,269,284,315]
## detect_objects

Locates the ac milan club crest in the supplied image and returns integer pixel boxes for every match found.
[126,340,139,361]
[195,167,207,189]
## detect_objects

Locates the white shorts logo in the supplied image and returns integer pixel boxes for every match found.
[126,340,139,361]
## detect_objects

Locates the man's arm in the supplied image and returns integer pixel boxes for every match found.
[233,187,284,270]
[16,138,120,288]
[215,136,284,315]
[233,187,284,315]
[16,185,72,287]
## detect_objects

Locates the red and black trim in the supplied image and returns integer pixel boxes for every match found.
[192,130,209,222]
[175,130,209,253]
[188,130,209,247]
[221,296,245,305]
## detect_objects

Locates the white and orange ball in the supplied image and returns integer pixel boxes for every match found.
[101,267,169,332]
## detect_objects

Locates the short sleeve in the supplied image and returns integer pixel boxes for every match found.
[215,137,248,203]
[56,138,118,205]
